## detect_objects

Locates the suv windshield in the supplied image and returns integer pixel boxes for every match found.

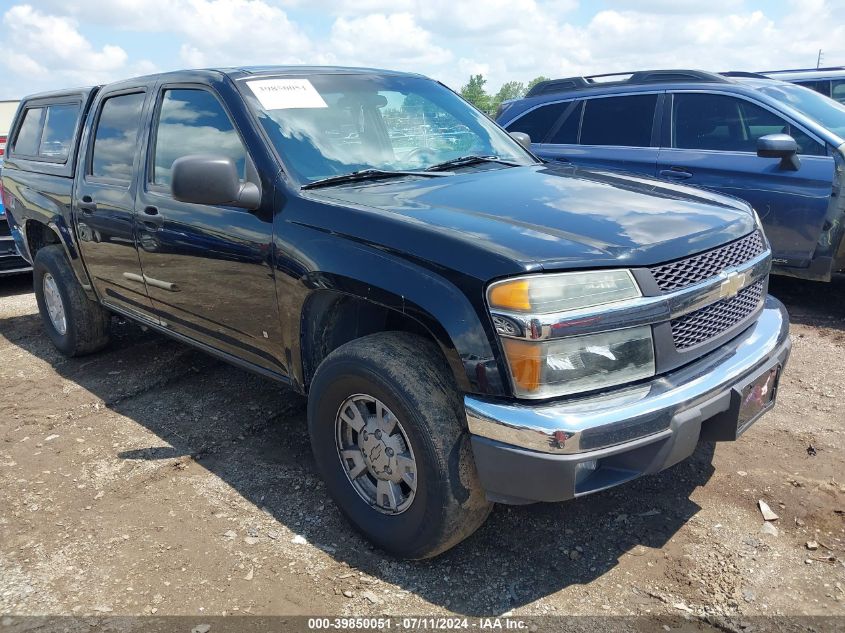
[241,73,535,184]
[757,82,845,139]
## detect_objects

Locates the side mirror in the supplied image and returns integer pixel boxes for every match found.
[509,131,532,150]
[757,134,800,171]
[171,154,261,210]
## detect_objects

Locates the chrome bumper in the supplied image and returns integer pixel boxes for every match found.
[0,226,32,275]
[465,296,790,455]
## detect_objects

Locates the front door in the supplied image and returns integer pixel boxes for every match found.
[658,92,834,268]
[74,88,155,318]
[134,85,283,375]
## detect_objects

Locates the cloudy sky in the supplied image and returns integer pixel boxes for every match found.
[0,0,843,100]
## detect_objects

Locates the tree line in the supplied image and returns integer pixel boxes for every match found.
[459,75,550,115]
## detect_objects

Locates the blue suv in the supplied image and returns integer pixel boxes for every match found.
[497,70,845,281]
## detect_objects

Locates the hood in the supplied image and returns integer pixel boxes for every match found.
[303,164,757,278]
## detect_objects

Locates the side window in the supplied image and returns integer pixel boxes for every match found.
[831,80,845,105]
[91,92,146,182]
[548,101,583,144]
[153,89,247,187]
[40,103,81,161]
[505,102,569,143]
[796,80,830,97]
[579,95,657,147]
[672,93,824,156]
[745,105,824,157]
[13,107,44,156]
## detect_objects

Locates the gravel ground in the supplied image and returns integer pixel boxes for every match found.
[0,273,843,625]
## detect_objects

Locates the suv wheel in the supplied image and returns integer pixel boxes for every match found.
[33,245,111,356]
[308,332,492,559]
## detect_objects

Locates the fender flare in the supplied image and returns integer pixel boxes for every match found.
[23,217,96,298]
[281,237,507,397]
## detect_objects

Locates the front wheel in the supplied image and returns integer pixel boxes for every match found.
[308,332,492,559]
[33,245,111,356]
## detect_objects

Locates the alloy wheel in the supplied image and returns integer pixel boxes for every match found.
[335,394,418,514]
[43,273,67,336]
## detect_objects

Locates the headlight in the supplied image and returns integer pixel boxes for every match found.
[501,326,655,398]
[488,270,655,399]
[488,269,640,313]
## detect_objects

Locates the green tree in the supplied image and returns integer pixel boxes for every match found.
[490,80,526,114]
[460,74,490,112]
[526,76,550,92]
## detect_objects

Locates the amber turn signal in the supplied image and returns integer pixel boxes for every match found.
[501,338,542,393]
[488,279,531,311]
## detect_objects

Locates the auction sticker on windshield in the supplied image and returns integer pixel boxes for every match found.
[247,78,328,110]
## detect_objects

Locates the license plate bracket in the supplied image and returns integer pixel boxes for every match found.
[699,362,782,442]
[735,364,781,436]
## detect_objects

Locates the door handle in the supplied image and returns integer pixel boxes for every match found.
[659,168,693,180]
[141,206,164,231]
[78,196,97,214]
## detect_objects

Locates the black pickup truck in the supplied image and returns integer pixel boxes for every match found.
[2,66,790,558]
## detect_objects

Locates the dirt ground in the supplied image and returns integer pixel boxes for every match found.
[1,273,843,624]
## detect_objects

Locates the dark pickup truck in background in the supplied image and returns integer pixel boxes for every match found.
[1,66,790,558]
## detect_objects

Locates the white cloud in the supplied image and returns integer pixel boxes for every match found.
[2,0,845,102]
[433,1,845,89]
[33,0,314,68]
[3,5,127,74]
[605,0,745,13]
[169,0,313,67]
[0,4,164,98]
[330,13,452,69]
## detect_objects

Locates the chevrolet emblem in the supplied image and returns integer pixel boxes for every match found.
[719,271,747,299]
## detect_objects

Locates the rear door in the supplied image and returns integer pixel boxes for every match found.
[74,87,155,318]
[657,91,834,267]
[526,93,661,178]
[134,83,282,374]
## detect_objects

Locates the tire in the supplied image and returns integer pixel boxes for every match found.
[308,332,492,559]
[33,244,110,356]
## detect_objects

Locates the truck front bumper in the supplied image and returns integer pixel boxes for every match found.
[465,296,791,504]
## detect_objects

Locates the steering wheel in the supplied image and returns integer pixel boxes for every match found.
[404,147,439,166]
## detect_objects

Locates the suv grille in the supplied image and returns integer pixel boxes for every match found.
[650,231,765,292]
[670,280,764,350]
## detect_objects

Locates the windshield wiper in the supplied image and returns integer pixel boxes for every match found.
[301,168,451,190]
[424,155,521,172]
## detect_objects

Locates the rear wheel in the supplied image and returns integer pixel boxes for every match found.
[33,245,110,356]
[308,332,492,559]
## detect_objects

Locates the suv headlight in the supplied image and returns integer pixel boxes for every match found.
[489,269,640,313]
[488,270,655,399]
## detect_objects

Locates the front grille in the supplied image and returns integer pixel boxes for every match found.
[670,280,764,350]
[650,231,765,292]
[0,218,10,238]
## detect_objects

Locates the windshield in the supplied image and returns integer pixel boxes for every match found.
[757,82,845,139]
[240,73,536,184]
